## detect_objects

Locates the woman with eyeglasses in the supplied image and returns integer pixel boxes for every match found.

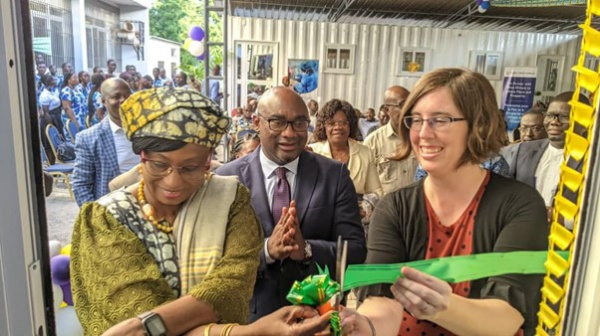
[340,68,548,336]
[71,88,329,336]
[310,99,382,229]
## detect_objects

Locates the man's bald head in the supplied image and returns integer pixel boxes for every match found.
[384,85,410,133]
[101,78,132,126]
[254,86,310,165]
[257,86,309,118]
[384,86,410,101]
[101,78,129,96]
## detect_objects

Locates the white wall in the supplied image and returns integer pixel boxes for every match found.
[146,37,181,74]
[71,0,88,71]
[228,17,581,110]
[120,6,150,75]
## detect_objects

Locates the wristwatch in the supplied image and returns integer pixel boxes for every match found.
[137,311,167,336]
[303,241,313,263]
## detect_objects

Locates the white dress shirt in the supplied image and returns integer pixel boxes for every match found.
[259,147,300,263]
[109,118,140,173]
[535,144,564,207]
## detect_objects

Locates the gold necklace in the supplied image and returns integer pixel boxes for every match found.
[137,178,173,233]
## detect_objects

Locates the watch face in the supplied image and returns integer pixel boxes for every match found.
[147,315,167,335]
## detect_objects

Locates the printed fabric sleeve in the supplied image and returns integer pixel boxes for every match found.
[187,184,264,323]
[71,202,175,336]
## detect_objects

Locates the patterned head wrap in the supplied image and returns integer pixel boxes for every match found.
[119,87,230,148]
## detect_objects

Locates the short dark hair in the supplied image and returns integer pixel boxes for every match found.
[551,91,590,105]
[131,137,187,155]
[107,59,116,65]
[522,107,546,119]
[395,68,506,167]
[314,99,359,142]
[41,74,54,87]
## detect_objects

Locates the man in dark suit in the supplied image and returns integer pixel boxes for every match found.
[510,91,589,207]
[216,87,366,321]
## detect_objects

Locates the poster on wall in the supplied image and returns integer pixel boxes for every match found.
[501,67,537,132]
[288,59,319,94]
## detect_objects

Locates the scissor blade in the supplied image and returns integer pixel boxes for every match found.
[340,240,348,294]
[336,236,343,283]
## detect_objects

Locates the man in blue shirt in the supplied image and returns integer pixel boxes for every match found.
[209,64,223,105]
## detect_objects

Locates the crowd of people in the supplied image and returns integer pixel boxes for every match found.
[35,55,222,164]
[35,57,583,336]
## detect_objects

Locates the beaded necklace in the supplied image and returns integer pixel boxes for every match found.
[137,178,173,233]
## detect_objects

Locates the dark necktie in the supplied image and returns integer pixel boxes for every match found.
[272,167,290,224]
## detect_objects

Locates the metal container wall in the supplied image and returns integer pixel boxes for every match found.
[228,16,580,110]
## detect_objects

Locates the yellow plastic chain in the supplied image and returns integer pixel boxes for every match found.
[536,1,600,334]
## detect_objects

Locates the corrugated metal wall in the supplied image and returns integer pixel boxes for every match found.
[228,16,581,111]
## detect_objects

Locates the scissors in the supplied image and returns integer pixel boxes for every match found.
[335,235,348,310]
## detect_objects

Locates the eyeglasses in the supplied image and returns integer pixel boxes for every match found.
[519,125,545,133]
[544,113,569,124]
[403,116,467,131]
[325,120,350,127]
[258,114,310,132]
[140,152,210,181]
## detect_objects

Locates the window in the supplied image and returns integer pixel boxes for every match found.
[171,48,176,57]
[158,61,165,69]
[469,51,504,80]
[30,0,74,69]
[397,48,432,77]
[323,44,355,74]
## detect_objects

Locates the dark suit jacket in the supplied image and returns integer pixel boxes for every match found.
[509,138,549,188]
[215,148,367,321]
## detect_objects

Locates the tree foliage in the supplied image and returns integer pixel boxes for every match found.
[149,0,224,81]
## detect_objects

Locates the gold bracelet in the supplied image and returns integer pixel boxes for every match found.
[220,323,239,336]
[204,323,217,336]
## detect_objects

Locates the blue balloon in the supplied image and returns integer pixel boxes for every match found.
[480,1,490,10]
[189,26,205,42]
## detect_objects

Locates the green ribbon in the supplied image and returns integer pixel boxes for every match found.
[286,266,342,335]
[344,251,569,291]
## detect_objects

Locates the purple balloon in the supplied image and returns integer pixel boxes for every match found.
[196,54,205,61]
[476,0,483,5]
[51,255,70,286]
[189,26,205,42]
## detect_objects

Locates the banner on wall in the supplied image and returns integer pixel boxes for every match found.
[501,67,537,132]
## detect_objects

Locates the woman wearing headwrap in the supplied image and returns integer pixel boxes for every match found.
[70,88,330,336]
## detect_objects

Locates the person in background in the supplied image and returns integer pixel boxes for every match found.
[142,75,154,90]
[310,99,383,232]
[106,59,117,78]
[366,104,390,136]
[510,92,588,208]
[60,72,87,134]
[92,66,103,75]
[35,63,47,94]
[152,67,163,87]
[77,71,91,100]
[341,68,548,336]
[501,108,548,168]
[126,64,137,75]
[364,85,418,195]
[231,131,260,161]
[39,74,63,162]
[87,73,106,124]
[209,64,223,104]
[307,99,318,131]
[71,87,265,336]
[189,74,202,92]
[358,107,379,140]
[72,78,136,206]
[175,71,189,89]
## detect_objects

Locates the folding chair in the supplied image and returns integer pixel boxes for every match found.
[41,145,74,200]
[66,120,79,143]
